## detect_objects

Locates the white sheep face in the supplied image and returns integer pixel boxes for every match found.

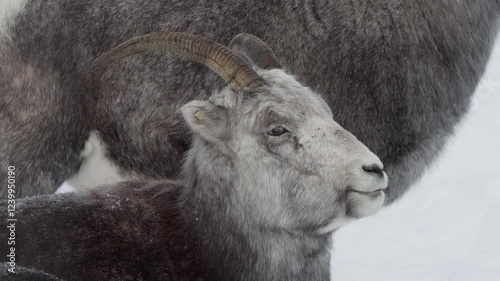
[181,69,388,235]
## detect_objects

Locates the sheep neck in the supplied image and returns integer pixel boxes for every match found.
[171,139,332,281]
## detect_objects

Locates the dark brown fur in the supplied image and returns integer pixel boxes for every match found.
[0,177,331,280]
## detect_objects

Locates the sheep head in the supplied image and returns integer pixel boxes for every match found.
[96,32,388,235]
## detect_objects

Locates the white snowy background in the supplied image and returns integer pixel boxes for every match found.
[332,39,500,281]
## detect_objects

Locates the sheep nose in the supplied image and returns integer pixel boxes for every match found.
[362,164,384,178]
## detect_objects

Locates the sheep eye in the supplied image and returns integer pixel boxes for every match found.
[267,126,289,136]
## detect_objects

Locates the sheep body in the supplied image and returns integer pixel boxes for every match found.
[0,180,332,281]
[1,181,182,281]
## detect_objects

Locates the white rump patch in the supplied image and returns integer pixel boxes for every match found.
[61,131,132,193]
[0,0,27,38]
[56,182,77,194]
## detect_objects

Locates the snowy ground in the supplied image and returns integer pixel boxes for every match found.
[332,40,500,281]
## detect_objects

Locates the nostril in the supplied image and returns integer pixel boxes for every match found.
[362,164,384,177]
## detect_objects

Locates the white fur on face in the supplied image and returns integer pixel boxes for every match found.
[316,217,353,235]
[221,69,388,234]
[0,0,27,38]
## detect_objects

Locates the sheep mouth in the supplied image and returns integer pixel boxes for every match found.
[348,188,385,198]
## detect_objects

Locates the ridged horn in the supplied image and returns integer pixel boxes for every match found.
[95,32,265,92]
[229,33,282,70]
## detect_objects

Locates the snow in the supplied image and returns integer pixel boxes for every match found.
[332,39,500,281]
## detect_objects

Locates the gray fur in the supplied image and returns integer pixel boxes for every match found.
[0,65,387,280]
[0,0,499,200]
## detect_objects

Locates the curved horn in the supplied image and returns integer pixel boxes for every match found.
[95,32,265,92]
[229,33,282,70]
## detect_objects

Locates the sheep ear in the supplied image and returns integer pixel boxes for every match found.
[181,101,229,144]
